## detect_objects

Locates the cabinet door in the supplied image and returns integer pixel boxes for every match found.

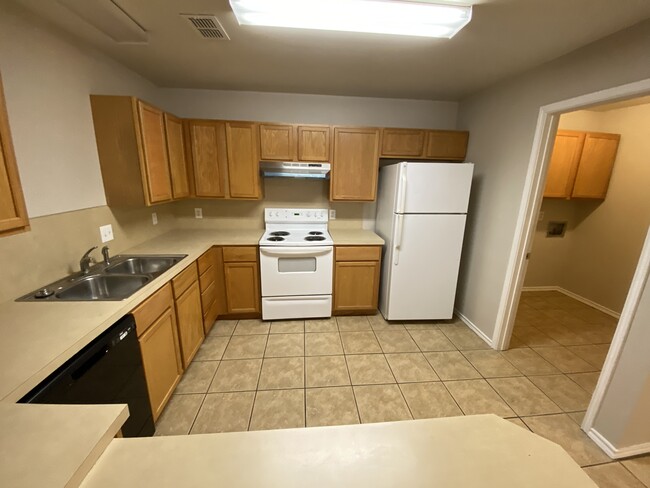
[175,281,205,368]
[224,262,260,314]
[189,121,227,198]
[139,308,183,421]
[259,124,295,161]
[571,132,620,199]
[298,125,330,161]
[137,101,173,204]
[425,130,469,160]
[0,75,28,235]
[544,130,585,198]
[381,129,425,157]
[164,113,190,199]
[331,127,380,201]
[333,261,380,312]
[226,122,261,199]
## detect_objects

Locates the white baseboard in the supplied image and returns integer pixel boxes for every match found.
[587,428,650,459]
[521,286,621,319]
[453,309,493,348]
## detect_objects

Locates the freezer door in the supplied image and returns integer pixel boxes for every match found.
[381,214,467,320]
[400,162,473,214]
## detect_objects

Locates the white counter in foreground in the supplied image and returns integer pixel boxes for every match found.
[0,403,127,488]
[81,415,596,488]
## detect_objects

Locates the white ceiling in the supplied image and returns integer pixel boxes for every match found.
[13,0,650,101]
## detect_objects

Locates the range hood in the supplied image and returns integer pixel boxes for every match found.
[260,161,330,179]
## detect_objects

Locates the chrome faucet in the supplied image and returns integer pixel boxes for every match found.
[101,246,111,266]
[80,246,98,274]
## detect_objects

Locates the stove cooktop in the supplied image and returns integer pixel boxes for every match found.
[260,208,333,247]
[259,228,334,246]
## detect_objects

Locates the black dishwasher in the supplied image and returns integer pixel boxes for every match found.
[20,314,155,437]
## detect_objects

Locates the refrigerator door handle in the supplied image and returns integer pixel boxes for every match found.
[394,214,404,265]
[397,164,407,213]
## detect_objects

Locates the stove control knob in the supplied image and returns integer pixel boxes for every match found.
[306,211,312,218]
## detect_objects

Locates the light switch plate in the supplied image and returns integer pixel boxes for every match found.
[194,208,203,219]
[152,212,158,225]
[329,209,336,220]
[99,224,114,243]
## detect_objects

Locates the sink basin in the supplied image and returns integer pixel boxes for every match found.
[105,255,185,276]
[55,275,150,301]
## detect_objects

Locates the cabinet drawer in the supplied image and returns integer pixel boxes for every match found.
[172,262,198,298]
[198,248,216,275]
[335,246,381,262]
[223,246,257,262]
[203,298,220,331]
[132,283,173,337]
[201,280,217,313]
[199,264,217,291]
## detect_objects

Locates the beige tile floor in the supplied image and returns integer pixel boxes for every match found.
[154,291,650,487]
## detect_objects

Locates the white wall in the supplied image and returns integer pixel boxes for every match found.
[0,1,159,218]
[161,88,458,128]
[455,19,650,340]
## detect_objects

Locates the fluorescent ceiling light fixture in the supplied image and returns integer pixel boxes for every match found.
[229,0,472,39]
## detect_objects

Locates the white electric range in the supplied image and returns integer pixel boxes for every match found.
[259,208,334,320]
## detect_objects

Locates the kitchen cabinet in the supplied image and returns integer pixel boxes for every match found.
[259,124,330,162]
[0,73,29,236]
[380,129,426,157]
[131,283,183,422]
[333,246,382,314]
[222,246,261,315]
[379,128,469,160]
[544,130,620,199]
[198,247,226,332]
[172,263,205,368]
[226,122,262,199]
[164,113,190,199]
[425,130,469,160]
[331,127,380,201]
[187,120,228,198]
[90,95,188,206]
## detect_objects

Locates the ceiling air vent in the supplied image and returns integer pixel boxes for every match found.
[181,14,230,40]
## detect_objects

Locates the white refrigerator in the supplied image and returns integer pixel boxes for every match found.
[375,162,474,320]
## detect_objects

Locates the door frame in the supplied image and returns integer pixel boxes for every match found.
[491,78,650,443]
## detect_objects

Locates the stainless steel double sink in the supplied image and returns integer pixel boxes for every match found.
[18,255,187,302]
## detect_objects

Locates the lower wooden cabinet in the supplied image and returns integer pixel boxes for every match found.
[172,263,205,368]
[198,247,227,332]
[132,284,183,422]
[333,246,382,314]
[223,246,261,315]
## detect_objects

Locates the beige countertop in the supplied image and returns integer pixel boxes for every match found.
[0,227,382,402]
[0,229,262,403]
[330,228,384,245]
[0,403,127,488]
[80,415,596,488]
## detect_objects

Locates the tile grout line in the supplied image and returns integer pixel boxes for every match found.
[246,324,270,432]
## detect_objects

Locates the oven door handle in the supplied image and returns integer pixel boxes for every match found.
[260,246,333,258]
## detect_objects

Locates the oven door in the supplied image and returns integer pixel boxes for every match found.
[259,246,333,297]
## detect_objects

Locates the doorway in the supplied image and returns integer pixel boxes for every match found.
[491,78,650,454]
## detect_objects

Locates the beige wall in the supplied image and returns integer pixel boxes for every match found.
[525,104,650,313]
[593,229,650,449]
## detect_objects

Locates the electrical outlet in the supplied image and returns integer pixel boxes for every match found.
[538,211,545,222]
[151,212,158,225]
[99,224,114,243]
[329,209,336,220]
[194,208,203,219]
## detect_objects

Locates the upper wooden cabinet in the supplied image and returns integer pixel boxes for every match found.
[164,114,190,199]
[187,120,227,198]
[226,122,262,199]
[331,127,380,201]
[0,73,29,236]
[544,130,620,199]
[381,129,426,157]
[90,95,188,206]
[379,128,469,160]
[259,123,330,162]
